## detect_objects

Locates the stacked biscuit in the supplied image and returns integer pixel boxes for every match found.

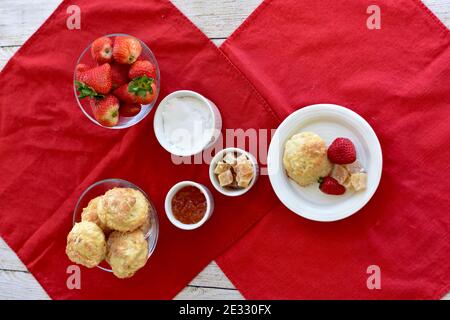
[66,187,152,279]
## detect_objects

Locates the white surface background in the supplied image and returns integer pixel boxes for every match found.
[0,0,449,300]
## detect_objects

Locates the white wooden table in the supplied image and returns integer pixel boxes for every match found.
[0,0,449,300]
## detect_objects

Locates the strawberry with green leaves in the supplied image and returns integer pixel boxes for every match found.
[113,75,156,105]
[75,63,112,98]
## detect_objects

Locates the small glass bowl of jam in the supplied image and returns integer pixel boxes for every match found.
[164,181,214,230]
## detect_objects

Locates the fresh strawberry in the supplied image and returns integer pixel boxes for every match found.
[113,36,142,64]
[318,176,346,195]
[75,63,91,81]
[120,103,141,117]
[113,84,135,104]
[128,60,156,80]
[75,63,112,98]
[327,137,357,164]
[91,37,113,64]
[130,76,157,104]
[91,95,120,127]
[110,62,130,90]
[113,76,157,105]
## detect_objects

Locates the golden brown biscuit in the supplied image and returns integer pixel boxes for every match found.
[66,221,106,268]
[98,188,149,232]
[106,230,148,279]
[81,196,111,234]
[283,132,332,186]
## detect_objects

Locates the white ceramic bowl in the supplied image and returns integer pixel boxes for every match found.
[153,90,222,156]
[209,148,259,196]
[267,104,383,222]
[165,181,214,230]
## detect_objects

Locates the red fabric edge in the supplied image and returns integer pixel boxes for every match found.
[220,0,272,48]
[170,1,279,124]
[0,0,72,299]
[414,0,450,36]
[0,0,69,77]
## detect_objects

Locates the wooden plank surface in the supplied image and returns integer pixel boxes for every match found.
[0,0,449,300]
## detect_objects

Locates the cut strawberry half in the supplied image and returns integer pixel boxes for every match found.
[318,176,346,195]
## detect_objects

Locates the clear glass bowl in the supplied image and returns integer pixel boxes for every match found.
[73,33,161,129]
[73,178,159,272]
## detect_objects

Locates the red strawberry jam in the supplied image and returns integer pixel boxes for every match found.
[171,186,207,224]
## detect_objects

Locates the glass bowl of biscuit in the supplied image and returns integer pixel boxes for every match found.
[69,178,159,278]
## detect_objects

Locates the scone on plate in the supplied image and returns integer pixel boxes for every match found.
[81,196,111,234]
[106,230,148,279]
[66,221,106,268]
[283,132,332,186]
[98,188,149,232]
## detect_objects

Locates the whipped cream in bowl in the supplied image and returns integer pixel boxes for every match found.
[154,90,222,156]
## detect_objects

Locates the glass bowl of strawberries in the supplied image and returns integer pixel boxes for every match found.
[73,33,160,129]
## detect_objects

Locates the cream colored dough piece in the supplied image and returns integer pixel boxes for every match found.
[81,195,111,234]
[106,230,148,279]
[66,221,107,268]
[98,188,149,232]
[283,132,332,186]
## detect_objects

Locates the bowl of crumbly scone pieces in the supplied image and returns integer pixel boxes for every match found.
[209,147,259,197]
[66,178,159,279]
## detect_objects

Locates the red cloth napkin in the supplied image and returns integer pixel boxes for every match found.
[0,0,280,299]
[216,0,450,299]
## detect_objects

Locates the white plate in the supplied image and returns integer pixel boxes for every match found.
[267,104,382,222]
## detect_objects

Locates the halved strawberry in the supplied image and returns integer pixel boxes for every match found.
[113,36,142,64]
[91,95,119,127]
[318,176,346,195]
[129,60,156,80]
[91,37,113,64]
[75,63,112,98]
[120,103,141,117]
[113,76,156,105]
